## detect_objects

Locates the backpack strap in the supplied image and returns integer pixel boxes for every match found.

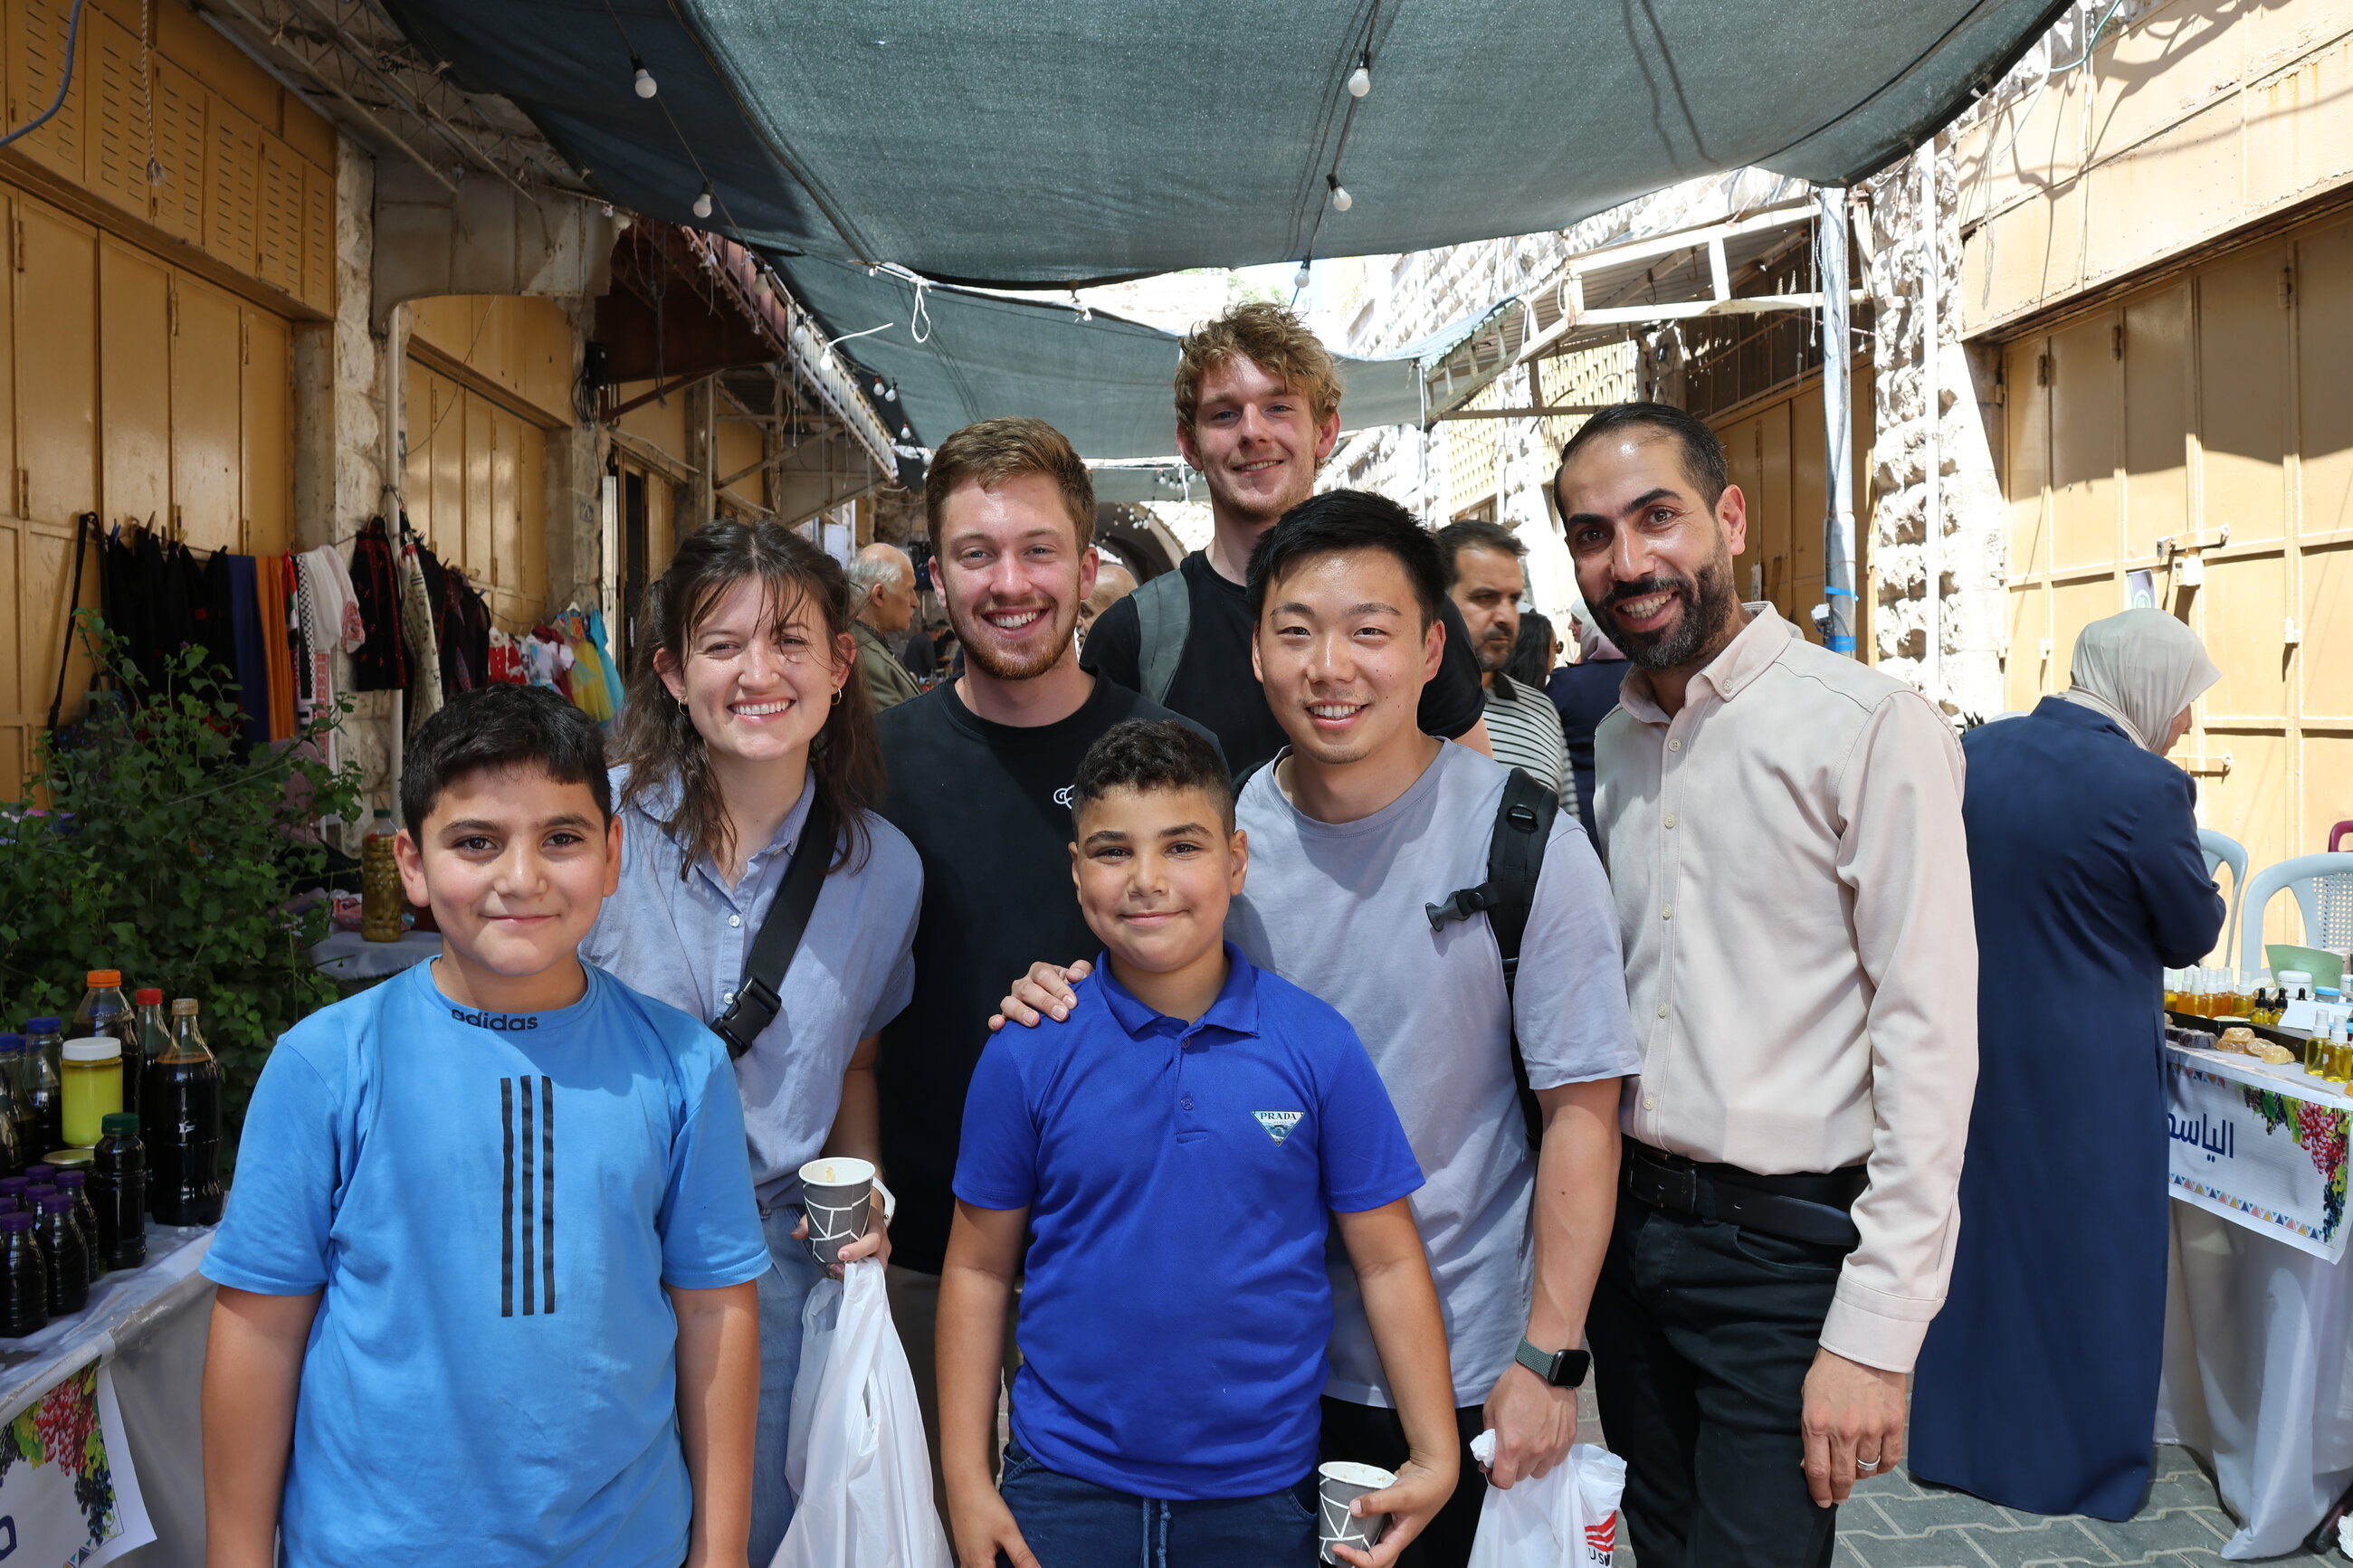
[1425,768,1557,1147]
[711,795,837,1060]
[1132,567,1192,705]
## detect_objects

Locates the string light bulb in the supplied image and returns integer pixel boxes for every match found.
[899,424,912,440]
[1294,260,1311,290]
[884,382,899,402]
[754,271,772,299]
[1329,176,1352,213]
[632,56,657,98]
[873,376,887,396]
[691,182,713,220]
[1348,56,1371,97]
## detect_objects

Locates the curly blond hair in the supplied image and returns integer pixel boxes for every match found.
[1174,301,1345,437]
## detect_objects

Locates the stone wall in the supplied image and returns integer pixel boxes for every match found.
[1860,144,2006,720]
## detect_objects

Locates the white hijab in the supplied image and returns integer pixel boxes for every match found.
[2058,609,2219,752]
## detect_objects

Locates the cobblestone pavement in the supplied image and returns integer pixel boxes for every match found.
[1591,1440,2341,1567]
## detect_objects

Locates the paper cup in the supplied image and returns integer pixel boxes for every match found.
[798,1157,875,1265]
[1317,1460,1394,1564]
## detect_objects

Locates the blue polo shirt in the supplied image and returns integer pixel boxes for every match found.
[955,945,1422,1500]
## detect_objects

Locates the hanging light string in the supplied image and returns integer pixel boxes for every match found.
[1291,0,1380,302]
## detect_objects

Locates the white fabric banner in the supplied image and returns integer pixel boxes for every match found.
[0,1360,155,1566]
[2166,1046,2350,1264]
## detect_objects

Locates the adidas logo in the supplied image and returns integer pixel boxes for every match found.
[1253,1110,1302,1145]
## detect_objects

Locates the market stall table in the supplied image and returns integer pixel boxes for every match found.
[2156,1036,2353,1558]
[310,927,440,983]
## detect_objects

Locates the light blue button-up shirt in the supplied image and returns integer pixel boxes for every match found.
[583,765,922,1208]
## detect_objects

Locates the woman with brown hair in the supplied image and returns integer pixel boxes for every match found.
[583,519,923,1561]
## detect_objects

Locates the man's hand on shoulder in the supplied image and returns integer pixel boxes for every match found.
[987,960,1095,1031]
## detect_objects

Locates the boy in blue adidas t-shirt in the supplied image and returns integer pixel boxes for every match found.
[201,685,770,1568]
[940,719,1460,1568]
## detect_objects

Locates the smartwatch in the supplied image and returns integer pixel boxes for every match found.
[1514,1338,1591,1389]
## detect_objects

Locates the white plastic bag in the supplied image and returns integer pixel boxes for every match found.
[1463,1434,1628,1567]
[770,1258,953,1568]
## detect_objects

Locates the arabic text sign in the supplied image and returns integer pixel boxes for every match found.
[2166,1047,2351,1264]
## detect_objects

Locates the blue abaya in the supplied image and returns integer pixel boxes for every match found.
[1909,698,2225,1519]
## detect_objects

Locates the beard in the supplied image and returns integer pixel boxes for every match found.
[1593,552,1739,671]
[948,594,1078,682]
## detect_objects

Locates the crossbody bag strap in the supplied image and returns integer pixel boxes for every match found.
[711,795,838,1060]
[1425,768,1556,1146]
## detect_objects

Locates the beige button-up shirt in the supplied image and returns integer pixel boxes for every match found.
[1594,603,1977,1373]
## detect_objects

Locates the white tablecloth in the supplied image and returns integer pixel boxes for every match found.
[0,1226,215,1567]
[2158,1198,2353,1558]
[310,928,441,982]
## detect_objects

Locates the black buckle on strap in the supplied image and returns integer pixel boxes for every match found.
[712,974,782,1059]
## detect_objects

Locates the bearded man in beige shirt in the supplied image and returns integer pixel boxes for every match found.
[1554,404,1977,1568]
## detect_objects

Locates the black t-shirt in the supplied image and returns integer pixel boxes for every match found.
[873,677,1220,1274]
[1081,551,1489,776]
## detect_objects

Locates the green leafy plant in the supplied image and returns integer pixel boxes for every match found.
[0,613,360,1162]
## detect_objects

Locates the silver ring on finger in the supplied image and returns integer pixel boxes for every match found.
[1856,1456,1882,1473]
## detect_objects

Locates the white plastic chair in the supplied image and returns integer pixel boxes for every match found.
[2200,829,2247,970]
[2238,853,2353,979]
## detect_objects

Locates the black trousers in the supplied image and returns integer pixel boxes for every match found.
[1586,1192,1848,1568]
[1319,1398,1489,1568]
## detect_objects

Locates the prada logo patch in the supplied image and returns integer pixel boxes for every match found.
[1253,1110,1302,1145]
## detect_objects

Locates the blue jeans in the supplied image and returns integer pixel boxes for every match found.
[749,1204,829,1563]
[997,1440,1316,1568]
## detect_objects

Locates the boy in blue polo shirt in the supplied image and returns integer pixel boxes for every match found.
[939,718,1459,1568]
[200,686,770,1568]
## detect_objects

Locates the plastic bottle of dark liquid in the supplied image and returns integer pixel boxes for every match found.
[90,1115,144,1269]
[0,1212,46,1336]
[18,1027,62,1158]
[52,1171,101,1283]
[0,1035,24,1175]
[0,1176,27,1212]
[34,1193,84,1316]
[132,990,168,1118]
[71,973,138,1127]
[148,1001,222,1226]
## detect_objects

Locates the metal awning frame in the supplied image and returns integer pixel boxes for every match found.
[1417,197,1864,422]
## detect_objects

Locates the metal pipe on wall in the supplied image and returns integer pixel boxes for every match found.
[1920,143,1943,699]
[1817,185,1858,656]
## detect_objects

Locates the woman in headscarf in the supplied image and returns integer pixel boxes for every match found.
[1910,609,2227,1519]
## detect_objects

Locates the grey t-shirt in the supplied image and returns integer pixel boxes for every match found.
[1231,741,1638,1408]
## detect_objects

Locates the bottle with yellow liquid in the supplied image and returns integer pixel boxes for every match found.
[2330,1022,2353,1086]
[361,810,405,943]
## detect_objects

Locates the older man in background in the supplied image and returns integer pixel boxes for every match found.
[1435,518,1575,815]
[850,541,924,711]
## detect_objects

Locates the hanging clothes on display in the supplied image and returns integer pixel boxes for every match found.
[224,555,271,746]
[520,628,573,695]
[559,610,614,723]
[259,556,300,742]
[586,607,627,714]
[348,518,408,692]
[488,629,527,686]
[294,546,367,769]
[186,545,241,703]
[395,528,444,730]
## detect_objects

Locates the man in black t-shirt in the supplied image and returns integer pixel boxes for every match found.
[874,416,1215,1501]
[1082,300,1491,774]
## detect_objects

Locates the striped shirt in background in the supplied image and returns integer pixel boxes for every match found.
[1482,671,1578,822]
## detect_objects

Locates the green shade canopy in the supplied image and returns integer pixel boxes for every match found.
[386,0,2063,288]
[785,255,1467,462]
